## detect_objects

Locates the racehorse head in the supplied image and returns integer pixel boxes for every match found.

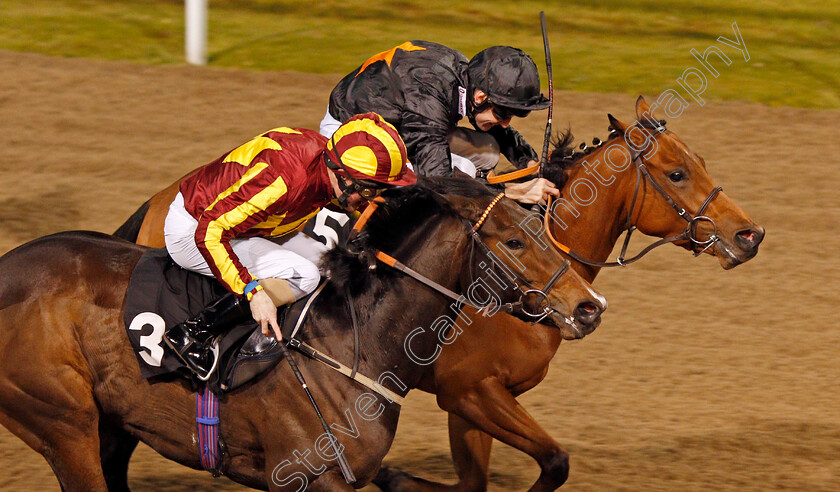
[612,96,764,268]
[546,96,764,270]
[336,174,606,340]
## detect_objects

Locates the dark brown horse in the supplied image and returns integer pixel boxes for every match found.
[0,176,604,491]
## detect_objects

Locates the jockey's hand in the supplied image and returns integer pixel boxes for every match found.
[504,177,560,204]
[250,289,283,341]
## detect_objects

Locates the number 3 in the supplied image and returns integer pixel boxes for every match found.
[129,312,166,367]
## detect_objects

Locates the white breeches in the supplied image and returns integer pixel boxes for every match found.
[163,192,321,299]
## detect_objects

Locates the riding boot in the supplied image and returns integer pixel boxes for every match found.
[164,292,251,378]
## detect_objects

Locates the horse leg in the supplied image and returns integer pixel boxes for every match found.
[0,336,109,490]
[440,379,571,492]
[19,391,110,492]
[0,415,106,492]
[99,418,139,492]
[448,413,494,491]
[45,431,109,492]
[375,412,494,492]
[10,394,108,492]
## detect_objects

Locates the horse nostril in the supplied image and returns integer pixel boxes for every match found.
[736,227,765,251]
[574,301,601,324]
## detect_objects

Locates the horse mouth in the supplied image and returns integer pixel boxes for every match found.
[714,240,758,270]
[550,312,602,340]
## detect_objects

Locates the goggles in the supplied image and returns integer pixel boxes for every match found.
[491,103,531,121]
[341,179,386,200]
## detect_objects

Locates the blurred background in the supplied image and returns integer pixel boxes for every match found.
[0,1,838,490]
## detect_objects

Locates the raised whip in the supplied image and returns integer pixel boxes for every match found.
[539,10,553,178]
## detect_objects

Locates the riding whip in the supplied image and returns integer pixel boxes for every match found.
[539,10,553,178]
[277,341,356,483]
[486,12,554,185]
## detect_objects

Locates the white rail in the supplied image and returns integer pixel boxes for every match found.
[185,0,207,65]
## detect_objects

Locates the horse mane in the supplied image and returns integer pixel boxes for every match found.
[543,127,619,190]
[323,174,495,295]
[544,115,667,189]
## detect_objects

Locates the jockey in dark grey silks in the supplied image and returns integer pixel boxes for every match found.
[321,41,561,204]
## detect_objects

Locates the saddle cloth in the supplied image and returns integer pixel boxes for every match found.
[123,248,312,392]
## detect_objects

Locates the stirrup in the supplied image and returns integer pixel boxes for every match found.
[165,331,222,381]
[173,340,221,382]
[195,342,221,382]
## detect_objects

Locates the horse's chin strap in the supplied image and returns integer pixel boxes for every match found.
[543,145,724,268]
[466,230,569,323]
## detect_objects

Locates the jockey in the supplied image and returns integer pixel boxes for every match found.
[163,112,415,377]
[321,41,560,204]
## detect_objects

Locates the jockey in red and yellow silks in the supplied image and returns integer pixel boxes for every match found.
[163,113,414,378]
[180,127,335,297]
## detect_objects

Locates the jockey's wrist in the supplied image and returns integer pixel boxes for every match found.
[243,280,263,301]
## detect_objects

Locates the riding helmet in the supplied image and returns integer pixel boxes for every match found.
[468,46,550,111]
[326,112,416,186]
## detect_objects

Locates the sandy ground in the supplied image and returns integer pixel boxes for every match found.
[1,50,839,491]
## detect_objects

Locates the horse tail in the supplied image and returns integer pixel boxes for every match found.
[113,200,151,242]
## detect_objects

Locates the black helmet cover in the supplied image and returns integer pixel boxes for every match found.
[468,46,550,111]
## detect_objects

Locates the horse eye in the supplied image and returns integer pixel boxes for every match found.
[505,238,525,250]
[669,171,685,182]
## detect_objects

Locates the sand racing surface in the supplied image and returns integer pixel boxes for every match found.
[0,51,838,491]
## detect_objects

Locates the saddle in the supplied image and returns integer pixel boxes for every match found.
[123,248,318,394]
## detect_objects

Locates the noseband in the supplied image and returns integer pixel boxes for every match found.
[374,193,571,323]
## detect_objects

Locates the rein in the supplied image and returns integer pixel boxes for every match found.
[544,138,723,268]
[373,193,570,324]
[304,190,575,399]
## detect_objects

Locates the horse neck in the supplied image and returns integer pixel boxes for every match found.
[312,219,471,392]
[551,137,637,282]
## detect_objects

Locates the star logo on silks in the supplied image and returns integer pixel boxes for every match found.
[355,41,426,77]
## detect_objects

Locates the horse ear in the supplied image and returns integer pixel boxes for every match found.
[442,193,485,223]
[608,113,629,134]
[635,95,660,124]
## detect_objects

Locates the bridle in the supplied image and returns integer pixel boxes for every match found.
[544,125,724,269]
[478,11,725,269]
[494,14,722,268]
[465,193,570,322]
[365,193,572,324]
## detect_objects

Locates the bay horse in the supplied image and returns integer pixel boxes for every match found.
[371,97,765,491]
[114,97,763,490]
[0,176,604,491]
